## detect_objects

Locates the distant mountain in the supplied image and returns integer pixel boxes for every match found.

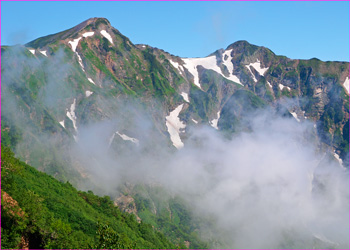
[2,17,348,166]
[1,17,349,248]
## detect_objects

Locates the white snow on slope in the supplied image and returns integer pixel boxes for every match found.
[181,92,190,102]
[39,50,47,57]
[279,84,291,91]
[290,112,300,122]
[59,120,65,128]
[87,78,96,85]
[83,32,94,37]
[245,60,269,83]
[222,49,243,85]
[343,77,349,93]
[68,37,82,52]
[191,119,198,124]
[247,60,269,76]
[116,131,139,145]
[66,99,78,132]
[210,111,221,130]
[85,91,93,97]
[332,151,345,169]
[182,55,243,89]
[166,104,186,149]
[169,60,183,75]
[246,66,257,82]
[100,30,114,44]
[28,49,35,55]
[76,52,85,72]
[267,81,273,89]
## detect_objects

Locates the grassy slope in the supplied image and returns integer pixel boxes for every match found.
[1,145,178,249]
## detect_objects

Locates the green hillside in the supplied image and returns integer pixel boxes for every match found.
[1,145,178,249]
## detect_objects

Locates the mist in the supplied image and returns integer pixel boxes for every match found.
[2,46,348,249]
[70,106,349,249]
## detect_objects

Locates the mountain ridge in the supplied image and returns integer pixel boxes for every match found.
[1,16,349,249]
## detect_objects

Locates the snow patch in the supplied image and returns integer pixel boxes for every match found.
[182,54,243,89]
[333,151,344,167]
[191,119,198,124]
[290,112,300,122]
[181,92,190,102]
[59,120,65,128]
[343,77,349,93]
[100,30,114,44]
[68,37,82,52]
[39,50,47,57]
[142,45,146,48]
[169,60,183,75]
[82,31,94,37]
[28,49,35,55]
[246,60,269,76]
[76,52,85,72]
[87,78,96,85]
[279,84,291,91]
[245,66,257,82]
[166,104,186,149]
[85,91,93,97]
[66,99,78,132]
[209,111,221,130]
[116,131,139,145]
[267,81,273,89]
[221,49,243,85]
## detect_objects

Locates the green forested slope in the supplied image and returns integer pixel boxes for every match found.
[1,145,177,249]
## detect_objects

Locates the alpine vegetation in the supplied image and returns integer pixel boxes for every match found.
[1,17,348,249]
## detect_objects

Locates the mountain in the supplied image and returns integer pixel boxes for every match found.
[1,17,349,248]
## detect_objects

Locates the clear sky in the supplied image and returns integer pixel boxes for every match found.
[1,1,349,62]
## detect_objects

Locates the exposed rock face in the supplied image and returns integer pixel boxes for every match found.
[114,194,141,222]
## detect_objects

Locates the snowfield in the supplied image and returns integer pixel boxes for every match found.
[116,132,139,145]
[85,91,93,97]
[66,99,78,132]
[182,54,243,89]
[267,81,273,89]
[210,111,221,130]
[245,60,269,83]
[181,92,190,102]
[76,53,85,72]
[343,77,349,93]
[165,104,186,149]
[59,120,65,128]
[28,49,35,55]
[247,60,269,76]
[279,84,291,91]
[100,30,114,44]
[68,37,82,52]
[290,112,300,122]
[221,49,243,85]
[39,50,47,57]
[82,31,94,37]
[87,78,96,85]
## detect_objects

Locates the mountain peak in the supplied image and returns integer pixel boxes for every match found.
[80,17,112,30]
[26,17,115,48]
[226,40,257,51]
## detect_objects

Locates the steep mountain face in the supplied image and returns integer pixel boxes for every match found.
[2,17,349,249]
[2,16,348,182]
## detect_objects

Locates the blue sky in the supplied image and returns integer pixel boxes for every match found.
[1,1,349,61]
